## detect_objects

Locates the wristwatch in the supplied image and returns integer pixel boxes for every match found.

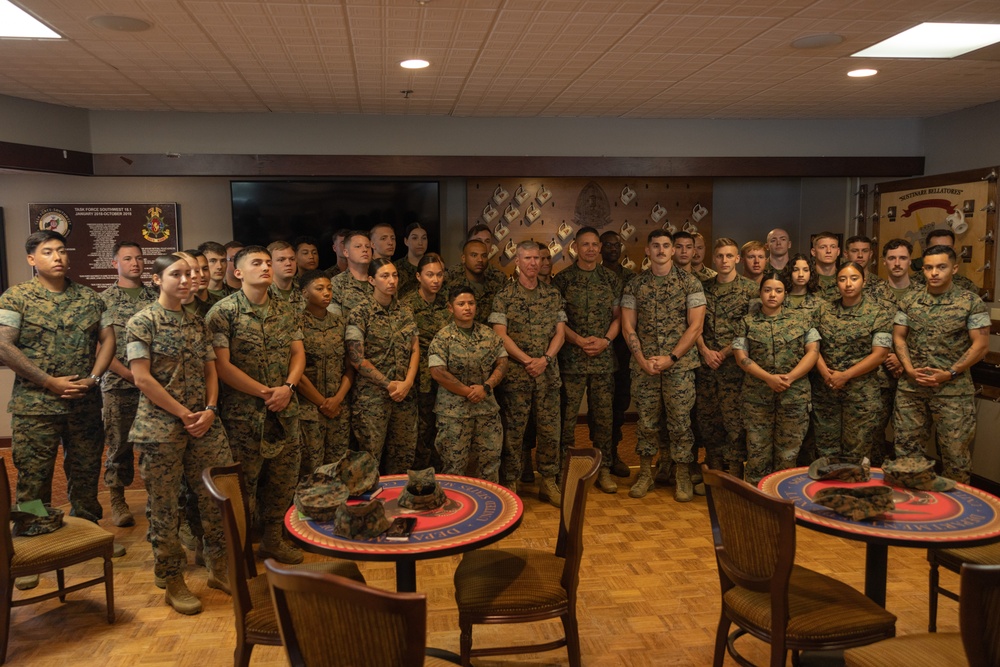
[543,355,554,365]
[483,383,493,396]
[669,353,679,363]
[204,405,218,414]
[949,369,959,381]
[87,374,102,382]
[285,382,297,392]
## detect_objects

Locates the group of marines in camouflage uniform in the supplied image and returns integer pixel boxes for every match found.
[0,219,989,615]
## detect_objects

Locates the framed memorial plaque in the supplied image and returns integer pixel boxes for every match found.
[28,203,180,291]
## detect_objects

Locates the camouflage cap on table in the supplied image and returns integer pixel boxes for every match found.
[813,486,895,521]
[294,451,381,521]
[332,499,391,539]
[808,456,871,483]
[397,467,447,511]
[883,457,957,492]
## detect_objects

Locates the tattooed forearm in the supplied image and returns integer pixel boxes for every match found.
[487,357,509,387]
[626,332,642,358]
[740,357,752,368]
[346,339,389,388]
[954,349,972,369]
[0,333,50,388]
[895,339,912,369]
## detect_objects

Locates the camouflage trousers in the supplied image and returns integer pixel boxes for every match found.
[893,390,975,484]
[694,361,745,467]
[435,411,503,481]
[812,381,881,463]
[743,397,810,486]
[870,383,897,468]
[299,410,350,480]
[561,373,614,470]
[498,379,561,482]
[351,384,416,474]
[102,389,140,489]
[225,417,301,527]
[135,420,233,580]
[631,369,695,463]
[12,407,104,523]
[414,390,441,471]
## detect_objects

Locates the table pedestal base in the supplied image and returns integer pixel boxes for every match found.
[865,543,888,607]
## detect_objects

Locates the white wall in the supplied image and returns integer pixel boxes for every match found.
[922,100,1000,176]
[0,95,91,152]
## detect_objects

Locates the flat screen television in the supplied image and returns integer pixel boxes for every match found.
[231,180,440,270]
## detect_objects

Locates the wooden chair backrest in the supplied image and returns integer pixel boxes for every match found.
[961,563,1000,667]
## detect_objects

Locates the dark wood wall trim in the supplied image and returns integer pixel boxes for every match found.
[0,140,93,175]
[91,153,925,178]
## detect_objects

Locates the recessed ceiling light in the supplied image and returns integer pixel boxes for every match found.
[791,33,844,50]
[852,22,1000,59]
[847,68,878,78]
[400,59,430,69]
[0,0,61,38]
[88,15,152,32]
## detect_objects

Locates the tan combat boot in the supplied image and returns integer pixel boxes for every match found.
[629,456,655,498]
[14,575,40,590]
[596,467,617,494]
[259,525,303,564]
[691,463,706,496]
[539,476,562,508]
[675,464,694,503]
[164,576,203,615]
[207,557,231,596]
[109,487,134,527]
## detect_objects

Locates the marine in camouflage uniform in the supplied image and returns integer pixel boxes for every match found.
[911,270,979,294]
[815,273,841,303]
[328,269,373,318]
[552,262,622,481]
[445,262,509,324]
[402,288,450,470]
[490,276,567,488]
[268,280,305,310]
[100,283,158,508]
[396,259,420,297]
[693,265,718,282]
[811,296,893,462]
[428,321,508,481]
[621,262,706,497]
[733,308,820,485]
[892,284,990,483]
[345,296,419,474]
[127,302,233,584]
[298,308,351,476]
[205,290,303,542]
[0,277,112,523]
[695,274,758,470]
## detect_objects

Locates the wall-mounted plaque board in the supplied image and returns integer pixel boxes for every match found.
[28,203,180,291]
[466,178,713,276]
[872,168,997,300]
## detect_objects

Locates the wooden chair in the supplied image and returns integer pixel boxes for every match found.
[845,562,1000,666]
[202,463,366,667]
[703,466,897,667]
[927,543,1000,632]
[264,560,453,667]
[452,446,601,667]
[1,457,115,665]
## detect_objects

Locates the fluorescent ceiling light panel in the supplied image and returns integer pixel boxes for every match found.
[0,0,61,38]
[852,22,1000,59]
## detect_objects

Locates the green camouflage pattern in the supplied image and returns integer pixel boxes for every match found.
[912,270,979,294]
[100,283,158,391]
[733,308,819,404]
[892,390,975,484]
[401,290,450,394]
[807,456,871,482]
[298,309,350,474]
[268,281,305,310]
[327,270,373,318]
[136,420,232,580]
[0,278,110,415]
[701,275,759,350]
[435,412,502,481]
[813,485,894,521]
[206,291,303,457]
[102,389,140,489]
[497,379,562,481]
[351,384,417,474]
[127,302,217,443]
[742,399,810,486]
[395,259,419,297]
[560,372,614,470]
[397,467,446,510]
[225,416,301,526]
[862,273,896,306]
[332,499,390,539]
[631,369,696,462]
[815,273,841,303]
[620,265,706,373]
[694,360,745,468]
[882,456,957,491]
[489,280,566,386]
[551,263,622,374]
[345,297,418,389]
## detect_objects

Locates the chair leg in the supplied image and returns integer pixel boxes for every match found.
[459,619,473,667]
[235,641,252,667]
[57,569,66,603]
[713,613,730,667]
[561,611,582,667]
[928,559,940,633]
[104,555,115,624]
[2,586,12,666]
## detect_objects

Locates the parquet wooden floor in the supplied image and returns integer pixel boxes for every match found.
[3,427,960,666]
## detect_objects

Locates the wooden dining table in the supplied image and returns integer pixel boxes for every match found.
[759,466,1000,607]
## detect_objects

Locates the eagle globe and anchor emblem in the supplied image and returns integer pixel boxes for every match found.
[142,206,171,243]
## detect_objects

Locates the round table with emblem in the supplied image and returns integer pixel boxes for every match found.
[285,473,523,593]
[759,467,1000,606]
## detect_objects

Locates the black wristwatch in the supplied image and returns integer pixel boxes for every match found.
[285,382,297,392]
[949,369,959,381]
[483,383,492,396]
[543,355,554,365]
[204,405,218,414]
[669,353,679,363]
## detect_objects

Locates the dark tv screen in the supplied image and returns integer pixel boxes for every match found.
[231,180,440,270]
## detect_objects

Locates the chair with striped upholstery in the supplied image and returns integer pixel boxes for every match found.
[264,560,454,667]
[703,466,897,667]
[452,447,601,667]
[1,456,115,665]
[203,463,366,667]
[927,543,1000,632]
[845,562,1000,667]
